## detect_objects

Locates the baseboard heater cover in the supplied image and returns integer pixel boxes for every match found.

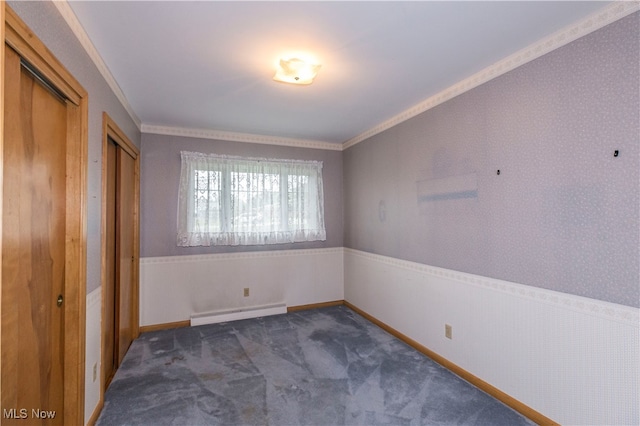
[190,303,287,327]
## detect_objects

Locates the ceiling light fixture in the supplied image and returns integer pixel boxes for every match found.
[273,58,321,85]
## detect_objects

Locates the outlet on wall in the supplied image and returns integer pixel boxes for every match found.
[93,363,98,382]
[243,288,250,297]
[445,324,452,339]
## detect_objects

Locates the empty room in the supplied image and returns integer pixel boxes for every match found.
[1,1,638,425]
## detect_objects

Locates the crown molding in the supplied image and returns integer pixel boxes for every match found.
[141,124,343,151]
[343,1,640,150]
[54,0,338,150]
[54,0,638,151]
[53,0,141,129]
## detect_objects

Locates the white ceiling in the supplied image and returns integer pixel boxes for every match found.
[67,1,611,145]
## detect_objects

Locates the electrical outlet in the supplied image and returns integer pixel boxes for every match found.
[445,324,452,340]
[92,363,98,382]
[243,288,249,297]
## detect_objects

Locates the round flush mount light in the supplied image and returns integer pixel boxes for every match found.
[273,57,321,85]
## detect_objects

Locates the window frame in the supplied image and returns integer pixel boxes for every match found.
[177,151,326,247]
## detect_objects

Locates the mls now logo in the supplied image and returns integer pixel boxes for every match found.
[3,408,56,419]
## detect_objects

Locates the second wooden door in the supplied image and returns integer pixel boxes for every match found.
[103,136,136,387]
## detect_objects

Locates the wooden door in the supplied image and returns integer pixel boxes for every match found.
[2,7,88,424]
[116,146,136,365]
[102,122,138,389]
[2,46,66,425]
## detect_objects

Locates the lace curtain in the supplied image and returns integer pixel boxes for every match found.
[177,151,326,246]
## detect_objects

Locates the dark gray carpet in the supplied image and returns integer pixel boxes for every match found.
[96,306,534,425]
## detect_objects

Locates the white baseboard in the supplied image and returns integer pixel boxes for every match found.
[343,248,639,426]
[190,302,287,326]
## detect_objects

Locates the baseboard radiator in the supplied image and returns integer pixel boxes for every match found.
[190,302,287,327]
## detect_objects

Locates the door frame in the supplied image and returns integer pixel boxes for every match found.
[1,5,88,425]
[100,113,140,396]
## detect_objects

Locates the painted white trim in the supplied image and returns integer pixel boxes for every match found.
[140,247,344,265]
[53,1,141,129]
[190,302,287,326]
[344,248,638,326]
[56,0,638,151]
[343,1,640,149]
[86,285,101,311]
[141,124,343,151]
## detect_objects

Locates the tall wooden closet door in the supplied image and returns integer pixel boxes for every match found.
[116,147,136,364]
[2,46,66,425]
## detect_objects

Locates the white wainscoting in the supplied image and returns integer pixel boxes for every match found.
[343,248,639,426]
[140,247,344,327]
[84,286,102,425]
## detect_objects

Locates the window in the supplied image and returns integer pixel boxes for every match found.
[177,151,326,246]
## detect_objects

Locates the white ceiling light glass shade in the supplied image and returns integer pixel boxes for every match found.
[273,58,321,85]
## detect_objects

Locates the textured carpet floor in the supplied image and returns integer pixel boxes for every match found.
[96,306,534,425]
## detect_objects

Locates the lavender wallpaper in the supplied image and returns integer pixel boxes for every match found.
[140,134,343,257]
[343,13,639,307]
